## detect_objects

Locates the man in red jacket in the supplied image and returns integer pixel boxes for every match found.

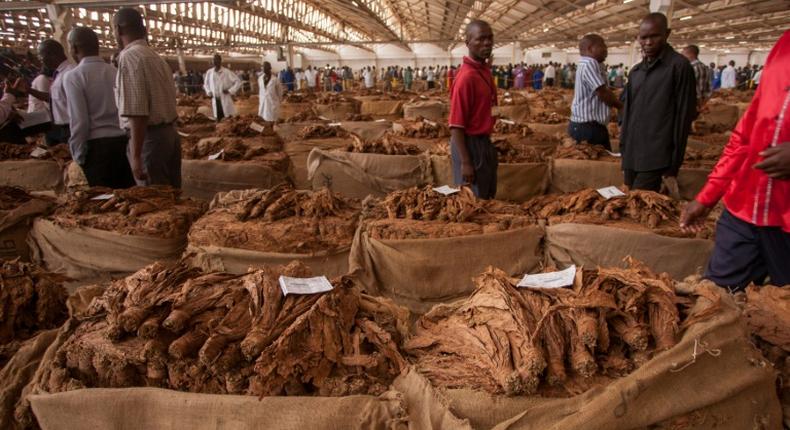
[680,30,790,290]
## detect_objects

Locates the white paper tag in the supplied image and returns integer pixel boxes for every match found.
[328,122,342,127]
[375,119,387,122]
[278,276,334,296]
[419,95,428,100]
[432,185,460,196]
[29,147,48,158]
[91,193,114,201]
[423,119,437,127]
[499,119,515,125]
[606,151,622,157]
[518,265,576,289]
[250,122,265,133]
[177,131,190,138]
[596,186,626,200]
[318,116,330,121]
[208,149,224,160]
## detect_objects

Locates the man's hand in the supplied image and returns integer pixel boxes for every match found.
[130,155,148,182]
[461,161,475,185]
[754,142,790,179]
[680,200,712,233]
[12,78,27,96]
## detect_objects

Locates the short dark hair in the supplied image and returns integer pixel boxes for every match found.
[69,27,100,55]
[685,45,700,56]
[579,34,604,52]
[642,12,669,31]
[114,7,145,37]
[465,19,492,42]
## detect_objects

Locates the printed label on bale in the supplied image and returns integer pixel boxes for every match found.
[432,185,460,196]
[375,119,387,122]
[517,265,576,289]
[278,276,334,296]
[208,150,224,160]
[177,131,190,138]
[606,151,622,157]
[249,122,265,133]
[29,147,48,158]
[328,122,342,127]
[499,119,516,125]
[90,193,114,201]
[596,186,626,200]
[423,119,437,127]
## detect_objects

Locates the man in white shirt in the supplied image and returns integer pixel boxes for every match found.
[204,54,242,121]
[27,40,74,145]
[258,62,283,123]
[27,73,51,113]
[63,27,134,188]
[304,66,317,92]
[720,60,737,89]
[362,67,374,89]
[294,68,305,91]
[426,66,436,89]
[544,62,556,87]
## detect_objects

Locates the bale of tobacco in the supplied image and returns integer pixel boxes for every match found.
[344,134,423,156]
[360,185,532,240]
[0,143,71,164]
[683,143,725,169]
[283,110,324,123]
[188,184,361,256]
[0,186,54,260]
[406,259,715,396]
[298,124,349,140]
[30,261,407,398]
[430,138,554,164]
[50,186,206,239]
[181,136,289,168]
[0,260,68,368]
[213,115,273,137]
[392,117,451,140]
[553,142,618,161]
[523,188,714,239]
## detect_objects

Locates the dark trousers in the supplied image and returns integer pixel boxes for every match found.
[0,121,54,145]
[705,209,790,291]
[81,135,135,189]
[128,123,182,188]
[451,134,498,199]
[545,78,555,87]
[427,81,435,89]
[568,121,611,151]
[46,124,70,146]
[214,98,225,122]
[624,169,665,192]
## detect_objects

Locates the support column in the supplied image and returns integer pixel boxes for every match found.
[649,0,674,21]
[176,48,187,74]
[287,43,294,67]
[45,4,73,54]
[628,41,640,66]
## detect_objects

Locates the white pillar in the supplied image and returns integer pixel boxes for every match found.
[649,0,674,20]
[45,4,74,55]
[176,48,187,74]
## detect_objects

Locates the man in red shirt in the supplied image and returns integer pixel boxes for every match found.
[681,30,790,289]
[449,20,498,199]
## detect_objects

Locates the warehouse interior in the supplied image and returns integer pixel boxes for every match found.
[0,0,788,429]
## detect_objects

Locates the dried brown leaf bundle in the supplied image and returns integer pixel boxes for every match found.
[345,134,422,155]
[393,117,451,139]
[52,186,207,239]
[297,124,348,140]
[554,143,613,161]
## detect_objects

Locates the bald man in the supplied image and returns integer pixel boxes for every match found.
[620,13,696,192]
[448,20,498,199]
[568,34,623,150]
[63,27,134,188]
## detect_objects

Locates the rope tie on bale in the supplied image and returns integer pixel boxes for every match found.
[669,338,722,373]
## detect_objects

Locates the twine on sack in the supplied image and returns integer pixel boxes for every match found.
[669,338,722,373]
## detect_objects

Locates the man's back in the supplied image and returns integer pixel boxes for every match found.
[116,40,177,128]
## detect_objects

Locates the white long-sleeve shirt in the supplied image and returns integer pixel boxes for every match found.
[28,74,51,113]
[50,60,76,125]
[720,65,737,89]
[62,56,126,165]
[545,64,556,79]
[0,93,16,125]
[363,70,374,88]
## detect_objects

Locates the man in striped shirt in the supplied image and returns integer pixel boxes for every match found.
[682,45,712,111]
[568,34,622,151]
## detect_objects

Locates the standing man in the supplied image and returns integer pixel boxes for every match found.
[294,68,304,91]
[721,60,737,89]
[403,66,413,91]
[113,7,181,188]
[680,30,790,290]
[363,67,375,89]
[27,40,74,146]
[27,70,51,113]
[426,66,436,90]
[568,34,623,151]
[204,54,241,121]
[544,62,556,87]
[258,61,283,123]
[682,45,712,110]
[619,13,696,192]
[304,66,317,92]
[448,20,498,199]
[63,27,134,189]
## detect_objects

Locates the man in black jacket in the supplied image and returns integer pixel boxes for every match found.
[620,13,697,192]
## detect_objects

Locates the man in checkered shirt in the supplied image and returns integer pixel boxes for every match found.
[682,45,712,111]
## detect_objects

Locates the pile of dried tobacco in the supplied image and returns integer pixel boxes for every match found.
[344,134,422,155]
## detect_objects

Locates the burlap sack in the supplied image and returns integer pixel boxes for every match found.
[403,101,447,121]
[63,162,88,192]
[545,223,714,280]
[356,96,404,117]
[348,225,544,314]
[398,290,782,430]
[278,102,313,120]
[494,105,530,122]
[196,105,213,118]
[284,138,349,189]
[0,198,51,261]
[28,219,186,281]
[181,159,292,201]
[307,148,432,199]
[340,121,393,143]
[526,123,567,137]
[0,329,58,430]
[550,159,710,200]
[430,155,550,202]
[313,102,360,121]
[186,244,350,278]
[693,103,740,134]
[0,160,63,192]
